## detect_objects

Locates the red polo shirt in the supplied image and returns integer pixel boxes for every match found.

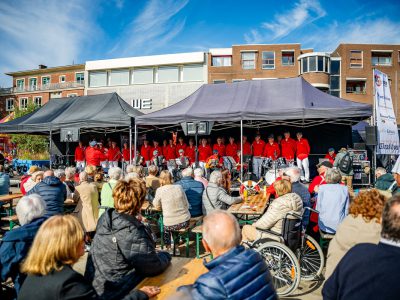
[296,138,310,159]
[239,141,252,156]
[74,146,85,161]
[164,145,177,160]
[281,138,297,160]
[198,145,212,162]
[213,143,226,156]
[226,143,238,157]
[324,153,336,164]
[122,148,133,161]
[185,145,196,163]
[175,143,187,156]
[252,140,265,157]
[140,145,152,162]
[263,142,280,159]
[108,146,121,161]
[151,146,163,157]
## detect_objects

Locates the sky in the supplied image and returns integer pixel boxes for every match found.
[0,0,400,86]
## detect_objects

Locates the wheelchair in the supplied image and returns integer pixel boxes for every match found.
[246,207,324,296]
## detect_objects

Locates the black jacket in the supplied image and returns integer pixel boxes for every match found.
[85,208,171,300]
[18,265,148,300]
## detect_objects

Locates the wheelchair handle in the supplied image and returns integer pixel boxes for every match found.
[304,207,319,214]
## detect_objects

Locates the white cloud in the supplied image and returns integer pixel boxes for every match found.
[114,0,124,9]
[110,0,189,56]
[0,0,96,87]
[244,0,326,43]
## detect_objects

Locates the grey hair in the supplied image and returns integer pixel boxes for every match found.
[376,167,387,176]
[126,164,135,173]
[202,210,241,251]
[181,167,193,177]
[148,165,158,175]
[108,167,122,180]
[209,170,222,185]
[54,169,65,179]
[79,171,88,182]
[16,194,46,226]
[326,168,342,184]
[125,172,140,181]
[285,167,301,183]
[194,168,204,177]
[64,167,76,180]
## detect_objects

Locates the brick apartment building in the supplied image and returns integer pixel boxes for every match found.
[0,64,85,118]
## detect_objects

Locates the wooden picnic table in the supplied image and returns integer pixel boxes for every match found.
[137,257,207,299]
[228,193,270,215]
[0,193,23,230]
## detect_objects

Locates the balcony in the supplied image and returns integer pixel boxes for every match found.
[0,87,13,95]
[13,81,85,93]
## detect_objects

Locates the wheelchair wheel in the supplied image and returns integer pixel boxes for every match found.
[298,234,324,281]
[257,241,301,296]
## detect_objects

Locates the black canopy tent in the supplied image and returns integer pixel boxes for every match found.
[135,77,373,176]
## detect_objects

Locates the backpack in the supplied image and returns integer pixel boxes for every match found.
[339,152,353,174]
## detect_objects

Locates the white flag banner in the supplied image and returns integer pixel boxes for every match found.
[374,69,399,154]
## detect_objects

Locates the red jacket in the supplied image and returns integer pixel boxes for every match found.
[240,141,252,156]
[108,146,121,161]
[20,175,30,195]
[263,142,280,160]
[175,143,187,156]
[252,140,265,157]
[85,146,102,166]
[140,145,152,162]
[281,138,296,160]
[198,145,212,162]
[213,143,226,156]
[151,146,163,157]
[226,143,238,157]
[308,173,326,194]
[324,153,336,164]
[267,176,282,197]
[74,146,85,162]
[164,145,176,160]
[296,138,310,159]
[185,145,196,163]
[122,148,133,161]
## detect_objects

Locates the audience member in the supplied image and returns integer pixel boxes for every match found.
[0,194,46,295]
[176,168,204,219]
[375,167,397,195]
[194,168,208,188]
[242,180,303,242]
[85,165,97,182]
[54,169,66,182]
[99,167,122,216]
[64,167,76,200]
[153,171,191,254]
[0,165,10,196]
[145,165,161,192]
[20,166,40,195]
[27,170,66,217]
[23,171,44,194]
[18,215,157,300]
[308,161,332,194]
[323,195,400,300]
[221,169,232,193]
[325,189,385,279]
[125,172,141,181]
[85,179,171,299]
[333,147,354,193]
[316,168,349,234]
[202,170,241,215]
[177,210,277,299]
[392,155,400,186]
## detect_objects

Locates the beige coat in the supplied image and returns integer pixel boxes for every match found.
[73,181,100,232]
[145,175,161,191]
[325,214,381,279]
[253,193,303,239]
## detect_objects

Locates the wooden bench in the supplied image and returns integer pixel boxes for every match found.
[1,215,19,230]
[171,217,204,257]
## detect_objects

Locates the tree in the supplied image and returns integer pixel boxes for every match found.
[11,97,49,160]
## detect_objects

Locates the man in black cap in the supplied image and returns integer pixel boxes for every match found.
[309,160,333,194]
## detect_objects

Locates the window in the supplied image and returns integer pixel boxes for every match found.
[262,51,275,69]
[16,79,24,91]
[212,56,232,67]
[371,51,392,66]
[330,91,340,97]
[41,76,50,86]
[67,93,78,97]
[301,58,308,73]
[232,79,245,82]
[241,52,256,69]
[325,57,330,73]
[213,80,226,84]
[331,60,340,75]
[131,98,152,110]
[309,56,317,72]
[350,50,363,68]
[109,69,129,86]
[346,80,366,94]
[59,75,66,83]
[89,71,107,87]
[29,78,37,91]
[34,96,42,107]
[19,97,28,109]
[182,65,203,81]
[157,66,179,83]
[318,56,324,72]
[330,76,340,90]
[6,98,14,111]
[132,68,153,84]
[76,72,84,84]
[50,92,62,99]
[282,51,295,66]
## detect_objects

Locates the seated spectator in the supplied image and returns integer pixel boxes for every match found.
[27,170,66,217]
[392,155,400,187]
[0,194,47,295]
[18,215,158,300]
[54,169,66,183]
[94,172,104,196]
[323,196,400,300]
[125,172,141,181]
[132,165,144,178]
[284,167,311,228]
[221,169,232,193]
[64,167,76,200]
[316,168,349,234]
[20,166,40,195]
[375,167,397,195]
[126,164,135,173]
[266,165,287,198]
[176,168,204,218]
[242,180,303,242]
[145,165,161,192]
[202,170,241,215]
[85,179,171,299]
[194,168,208,188]
[308,161,332,194]
[85,165,97,182]
[99,167,122,216]
[153,170,191,254]
[73,171,100,243]
[177,210,277,299]
[23,171,44,194]
[325,189,385,279]
[0,164,10,196]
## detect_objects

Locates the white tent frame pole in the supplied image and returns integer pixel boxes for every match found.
[240,119,243,181]
[129,125,132,165]
[134,123,138,164]
[49,129,52,169]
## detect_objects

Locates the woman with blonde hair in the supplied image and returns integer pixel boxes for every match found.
[242,179,303,242]
[18,215,159,300]
[23,171,44,193]
[153,170,191,254]
[85,179,171,299]
[325,189,386,279]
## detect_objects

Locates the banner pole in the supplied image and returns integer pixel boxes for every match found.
[372,68,377,175]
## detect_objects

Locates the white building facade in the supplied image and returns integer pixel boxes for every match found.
[85,52,208,113]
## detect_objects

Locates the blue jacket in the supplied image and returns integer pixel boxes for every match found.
[291,182,311,228]
[0,171,10,196]
[27,176,67,217]
[176,176,204,217]
[0,216,47,294]
[178,245,277,300]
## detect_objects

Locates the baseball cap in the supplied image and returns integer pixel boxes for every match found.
[328,147,335,152]
[213,149,219,154]
[317,161,333,168]
[89,140,97,147]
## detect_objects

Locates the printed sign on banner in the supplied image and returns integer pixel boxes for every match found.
[374,69,399,154]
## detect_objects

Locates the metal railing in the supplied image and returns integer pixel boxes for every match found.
[12,81,85,93]
[0,87,13,95]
